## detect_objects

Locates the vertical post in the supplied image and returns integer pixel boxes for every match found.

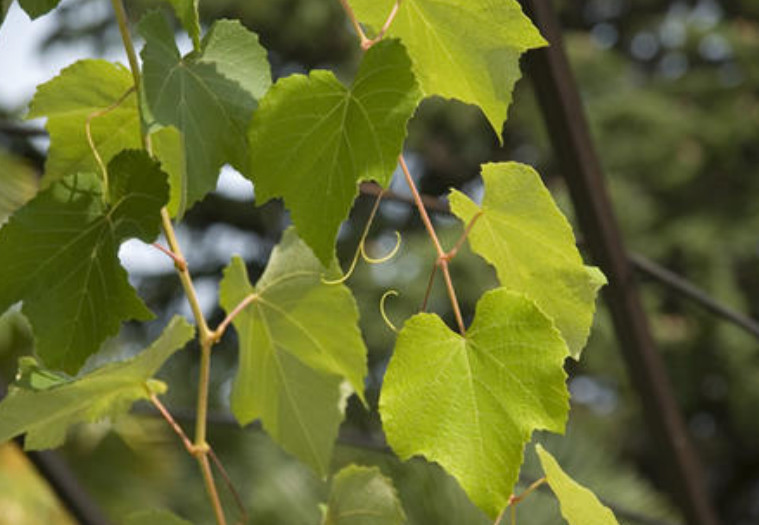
[517,2,720,524]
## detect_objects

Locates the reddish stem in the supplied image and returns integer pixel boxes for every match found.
[399,155,466,334]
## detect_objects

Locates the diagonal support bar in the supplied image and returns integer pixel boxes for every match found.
[517,2,720,524]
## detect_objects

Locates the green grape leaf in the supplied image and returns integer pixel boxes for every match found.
[351,0,546,137]
[0,316,194,450]
[27,59,142,187]
[0,150,38,225]
[164,0,200,50]
[0,150,169,372]
[219,228,368,475]
[140,12,271,216]
[536,445,620,525]
[449,162,606,358]
[323,465,406,525]
[122,508,194,525]
[246,39,421,265]
[18,0,60,18]
[380,288,569,518]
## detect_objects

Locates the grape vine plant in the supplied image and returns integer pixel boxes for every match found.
[0,0,619,523]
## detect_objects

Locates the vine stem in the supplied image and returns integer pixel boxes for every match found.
[338,0,370,47]
[399,155,467,334]
[499,476,547,525]
[109,1,227,523]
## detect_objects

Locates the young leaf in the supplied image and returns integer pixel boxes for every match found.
[163,0,200,50]
[380,288,569,518]
[449,162,605,358]
[536,445,620,525]
[219,228,368,475]
[17,0,60,19]
[246,39,421,265]
[351,0,546,137]
[140,12,271,216]
[27,59,142,187]
[323,465,406,525]
[0,316,194,450]
[0,150,169,372]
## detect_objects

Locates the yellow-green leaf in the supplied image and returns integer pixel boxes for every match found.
[536,445,620,525]
[381,288,569,517]
[449,162,605,358]
[351,0,546,137]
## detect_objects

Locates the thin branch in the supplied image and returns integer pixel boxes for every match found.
[152,242,187,270]
[629,252,759,341]
[362,0,402,50]
[214,293,258,342]
[150,393,195,455]
[198,453,228,525]
[110,0,228,522]
[420,261,438,312]
[337,0,370,47]
[399,155,466,334]
[446,210,483,260]
[208,448,249,525]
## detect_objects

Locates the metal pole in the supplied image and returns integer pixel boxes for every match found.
[517,2,720,524]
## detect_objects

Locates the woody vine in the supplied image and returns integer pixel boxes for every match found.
[0,0,619,523]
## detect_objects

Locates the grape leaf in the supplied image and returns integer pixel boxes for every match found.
[0,150,169,372]
[323,465,406,525]
[351,0,546,137]
[219,228,368,475]
[246,39,421,265]
[27,59,142,187]
[536,445,620,525]
[140,12,271,216]
[122,508,194,525]
[0,150,38,225]
[380,288,569,518]
[449,162,605,358]
[164,0,200,50]
[18,0,60,18]
[0,316,194,450]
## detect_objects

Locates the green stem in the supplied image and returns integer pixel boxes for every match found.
[199,454,227,525]
[109,1,226,523]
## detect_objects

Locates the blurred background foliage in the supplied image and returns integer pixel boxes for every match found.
[0,0,758,523]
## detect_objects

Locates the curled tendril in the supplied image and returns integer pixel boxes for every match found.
[322,190,392,285]
[379,290,400,333]
[84,85,135,199]
[360,230,402,264]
